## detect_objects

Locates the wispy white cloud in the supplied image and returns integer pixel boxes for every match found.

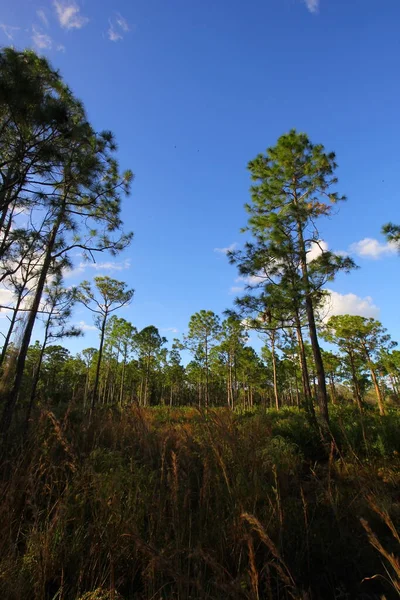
[63,265,85,279]
[349,237,397,260]
[320,289,380,322]
[32,27,53,49]
[77,320,97,331]
[108,26,122,42]
[83,259,131,271]
[229,286,245,295]
[64,259,131,279]
[0,23,20,40]
[161,327,179,334]
[304,0,319,14]
[236,273,266,287]
[53,0,89,30]
[214,242,237,255]
[115,13,129,32]
[37,9,49,27]
[107,12,130,42]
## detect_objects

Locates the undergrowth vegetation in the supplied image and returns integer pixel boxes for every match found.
[1,406,399,600]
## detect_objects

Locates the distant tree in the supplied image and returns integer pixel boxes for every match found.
[323,315,394,415]
[81,347,98,408]
[26,274,81,427]
[111,318,137,405]
[379,349,400,403]
[41,345,71,396]
[236,346,265,409]
[281,331,304,407]
[185,360,204,407]
[185,310,221,409]
[101,316,137,405]
[216,317,248,409]
[76,276,134,411]
[321,350,342,405]
[165,340,185,407]
[134,326,166,406]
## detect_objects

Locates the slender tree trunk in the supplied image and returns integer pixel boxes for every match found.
[271,331,279,410]
[288,383,293,406]
[369,364,385,416]
[296,218,329,428]
[388,374,399,402]
[0,302,21,369]
[329,375,337,405]
[205,337,209,410]
[83,368,90,409]
[119,355,126,406]
[233,352,238,411]
[0,204,15,259]
[294,321,313,409]
[348,349,369,449]
[92,313,108,412]
[394,374,400,396]
[294,370,301,408]
[102,359,111,405]
[228,354,233,409]
[139,375,144,406]
[312,374,317,398]
[304,293,329,426]
[361,346,385,415]
[25,317,51,432]
[144,354,151,407]
[348,350,363,413]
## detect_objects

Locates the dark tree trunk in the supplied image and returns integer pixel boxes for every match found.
[271,331,279,410]
[92,313,108,412]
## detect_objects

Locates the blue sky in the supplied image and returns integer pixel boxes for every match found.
[1,0,400,355]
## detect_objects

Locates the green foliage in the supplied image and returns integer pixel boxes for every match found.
[382,222,400,248]
[230,130,356,427]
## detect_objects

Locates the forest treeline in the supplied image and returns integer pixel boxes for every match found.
[0,47,400,437]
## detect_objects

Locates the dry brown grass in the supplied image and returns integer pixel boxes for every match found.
[0,405,398,599]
